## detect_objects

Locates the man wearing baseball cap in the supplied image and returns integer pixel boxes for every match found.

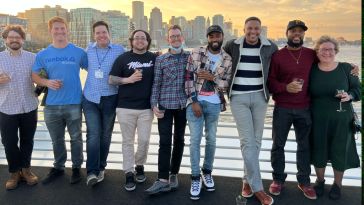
[268,19,358,200]
[185,25,232,200]
[268,19,317,200]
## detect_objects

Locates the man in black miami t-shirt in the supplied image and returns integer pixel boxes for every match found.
[109,30,157,192]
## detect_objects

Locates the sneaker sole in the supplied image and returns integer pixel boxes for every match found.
[146,187,171,195]
[125,186,136,191]
[242,192,254,198]
[205,187,215,192]
[87,178,98,187]
[297,185,317,200]
[269,189,281,196]
[190,195,200,200]
[136,177,146,183]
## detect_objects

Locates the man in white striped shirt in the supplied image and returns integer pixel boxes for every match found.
[224,16,278,205]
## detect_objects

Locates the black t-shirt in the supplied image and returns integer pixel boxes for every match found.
[110,50,157,109]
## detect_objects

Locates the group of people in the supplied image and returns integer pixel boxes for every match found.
[0,14,360,205]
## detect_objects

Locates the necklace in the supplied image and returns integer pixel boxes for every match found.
[287,48,302,64]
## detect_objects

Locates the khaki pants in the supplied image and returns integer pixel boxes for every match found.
[116,108,154,173]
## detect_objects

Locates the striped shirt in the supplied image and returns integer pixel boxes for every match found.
[151,51,189,109]
[83,42,125,103]
[0,49,38,115]
[231,40,263,95]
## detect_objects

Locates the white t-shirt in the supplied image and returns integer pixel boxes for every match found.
[198,51,221,104]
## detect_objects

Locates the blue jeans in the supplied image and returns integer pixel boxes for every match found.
[187,101,220,177]
[44,104,83,169]
[82,95,118,175]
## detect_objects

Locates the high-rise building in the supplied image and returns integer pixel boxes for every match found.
[102,10,130,46]
[206,17,210,29]
[149,7,163,47]
[224,21,233,36]
[192,16,206,42]
[261,26,267,38]
[212,14,224,28]
[132,1,147,30]
[233,29,239,38]
[0,14,27,28]
[69,8,102,48]
[21,5,69,46]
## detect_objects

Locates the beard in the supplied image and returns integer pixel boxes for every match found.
[7,42,21,50]
[208,41,223,52]
[287,38,303,48]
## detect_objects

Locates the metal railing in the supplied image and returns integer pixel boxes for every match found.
[0,105,361,186]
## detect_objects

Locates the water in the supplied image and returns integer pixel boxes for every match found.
[0,46,361,186]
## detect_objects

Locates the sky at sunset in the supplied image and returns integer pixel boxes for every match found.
[0,0,361,40]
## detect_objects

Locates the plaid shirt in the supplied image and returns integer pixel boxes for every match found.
[0,49,38,114]
[185,46,232,105]
[151,50,189,109]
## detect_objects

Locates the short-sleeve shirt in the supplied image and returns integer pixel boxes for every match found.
[32,43,88,105]
[109,50,157,109]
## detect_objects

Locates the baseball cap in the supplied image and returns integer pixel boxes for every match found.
[286,20,308,31]
[206,25,224,36]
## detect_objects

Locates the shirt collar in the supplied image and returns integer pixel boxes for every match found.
[91,42,113,49]
[5,47,23,56]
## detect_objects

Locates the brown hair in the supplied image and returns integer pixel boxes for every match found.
[129,29,152,51]
[2,25,26,39]
[168,25,182,33]
[93,21,109,33]
[245,16,261,25]
[314,35,339,54]
[48,16,68,30]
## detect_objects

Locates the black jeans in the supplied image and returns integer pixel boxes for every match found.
[157,108,186,180]
[0,109,37,173]
[270,106,312,185]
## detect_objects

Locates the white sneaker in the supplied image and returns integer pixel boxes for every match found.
[202,172,215,191]
[190,176,202,200]
[97,170,105,182]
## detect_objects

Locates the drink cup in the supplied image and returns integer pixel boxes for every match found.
[293,78,304,90]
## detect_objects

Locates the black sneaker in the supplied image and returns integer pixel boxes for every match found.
[135,165,146,183]
[70,168,82,184]
[329,183,341,200]
[42,168,64,184]
[313,179,325,197]
[125,172,136,191]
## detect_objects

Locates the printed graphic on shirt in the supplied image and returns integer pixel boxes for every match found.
[199,52,219,96]
[127,61,154,70]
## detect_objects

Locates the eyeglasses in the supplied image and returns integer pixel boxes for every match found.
[133,37,147,41]
[319,48,336,53]
[7,36,22,40]
[169,35,181,40]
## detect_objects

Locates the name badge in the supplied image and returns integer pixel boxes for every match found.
[95,69,103,79]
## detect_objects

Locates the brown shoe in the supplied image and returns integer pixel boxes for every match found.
[255,191,274,205]
[21,168,38,186]
[6,171,21,190]
[241,182,253,198]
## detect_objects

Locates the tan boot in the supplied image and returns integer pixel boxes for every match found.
[5,171,21,190]
[21,168,38,186]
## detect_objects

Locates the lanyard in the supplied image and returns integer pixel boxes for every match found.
[96,46,111,69]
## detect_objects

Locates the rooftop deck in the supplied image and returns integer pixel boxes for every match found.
[0,104,362,204]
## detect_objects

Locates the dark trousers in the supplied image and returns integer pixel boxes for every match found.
[157,108,186,180]
[270,106,312,185]
[0,109,37,173]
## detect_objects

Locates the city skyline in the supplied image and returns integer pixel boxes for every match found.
[0,0,361,41]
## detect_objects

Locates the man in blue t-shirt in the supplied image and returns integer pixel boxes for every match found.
[32,16,88,185]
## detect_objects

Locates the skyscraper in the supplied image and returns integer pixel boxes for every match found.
[149,7,163,47]
[69,8,102,48]
[206,17,210,29]
[21,5,68,46]
[192,16,206,42]
[132,1,147,30]
[261,26,268,38]
[212,14,224,28]
[103,10,130,46]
